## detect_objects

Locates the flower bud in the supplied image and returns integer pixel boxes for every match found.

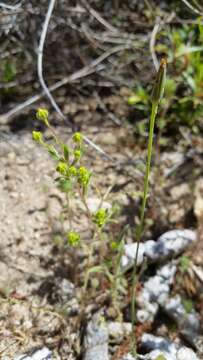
[36,108,49,126]
[78,166,91,187]
[151,58,167,104]
[72,132,83,144]
[68,166,77,177]
[74,149,81,161]
[32,131,42,142]
[67,231,80,247]
[56,162,68,175]
[93,208,107,228]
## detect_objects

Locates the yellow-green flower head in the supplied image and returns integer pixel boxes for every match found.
[32,131,42,142]
[74,149,81,161]
[56,161,68,175]
[68,165,77,177]
[93,208,107,228]
[78,166,91,187]
[72,132,83,144]
[67,231,80,247]
[36,108,49,125]
[110,241,119,251]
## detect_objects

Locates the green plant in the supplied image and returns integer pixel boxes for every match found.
[179,255,191,273]
[33,108,127,315]
[155,355,167,360]
[128,23,203,142]
[182,298,194,313]
[130,58,167,356]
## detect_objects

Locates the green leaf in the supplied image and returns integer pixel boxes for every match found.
[57,178,72,193]
[3,61,16,82]
[63,144,70,162]
[182,298,194,313]
[47,145,60,160]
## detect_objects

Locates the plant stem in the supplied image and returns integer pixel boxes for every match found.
[131,101,158,355]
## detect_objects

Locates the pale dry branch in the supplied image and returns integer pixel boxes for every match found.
[80,0,118,33]
[37,0,113,159]
[150,21,160,71]
[180,0,203,14]
[37,0,72,126]
[0,44,130,124]
[0,2,21,10]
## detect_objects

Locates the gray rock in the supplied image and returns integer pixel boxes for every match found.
[136,304,159,324]
[141,333,177,359]
[145,229,196,262]
[121,335,200,360]
[14,347,52,360]
[177,346,199,360]
[121,355,135,360]
[59,278,75,301]
[107,322,131,343]
[85,197,111,213]
[121,243,146,271]
[83,312,109,360]
[121,230,196,271]
[163,295,200,345]
[137,264,176,323]
[122,347,199,360]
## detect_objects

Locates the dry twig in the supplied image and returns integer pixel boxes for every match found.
[180,0,203,15]
[37,0,113,159]
[0,2,21,10]
[150,21,160,71]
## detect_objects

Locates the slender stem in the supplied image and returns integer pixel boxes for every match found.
[131,102,158,355]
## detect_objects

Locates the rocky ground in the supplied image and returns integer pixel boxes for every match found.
[0,105,203,359]
[1,1,203,359]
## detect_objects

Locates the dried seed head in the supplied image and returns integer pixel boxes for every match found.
[151,58,167,104]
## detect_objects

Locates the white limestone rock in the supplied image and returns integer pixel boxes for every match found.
[83,312,109,360]
[121,229,196,272]
[137,264,176,323]
[14,347,52,360]
[163,295,200,345]
[177,346,199,360]
[121,243,146,271]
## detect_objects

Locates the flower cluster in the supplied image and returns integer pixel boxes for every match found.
[72,132,83,144]
[33,109,93,253]
[93,208,108,228]
[78,166,91,187]
[36,108,49,126]
[32,131,42,143]
[67,231,80,247]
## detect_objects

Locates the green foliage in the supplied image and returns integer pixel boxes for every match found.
[3,60,16,83]
[179,255,191,273]
[128,22,203,139]
[182,298,194,313]
[74,149,82,161]
[33,108,126,318]
[47,145,60,160]
[151,59,167,105]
